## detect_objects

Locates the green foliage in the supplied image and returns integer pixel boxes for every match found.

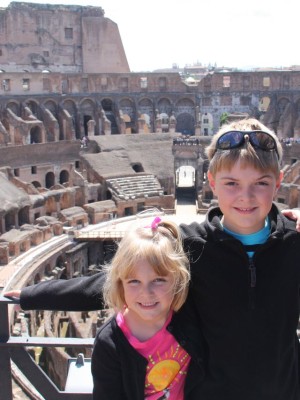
[220,112,229,126]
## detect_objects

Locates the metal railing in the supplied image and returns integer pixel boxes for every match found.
[0,296,93,400]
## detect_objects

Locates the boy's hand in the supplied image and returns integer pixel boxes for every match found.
[3,289,21,299]
[282,209,300,232]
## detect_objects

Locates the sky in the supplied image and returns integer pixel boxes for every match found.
[2,0,300,72]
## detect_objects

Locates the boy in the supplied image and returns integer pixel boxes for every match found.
[177,118,300,399]
[5,119,300,399]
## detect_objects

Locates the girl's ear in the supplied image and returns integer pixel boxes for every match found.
[207,171,216,192]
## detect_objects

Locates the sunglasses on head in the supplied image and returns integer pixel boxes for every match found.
[216,130,279,158]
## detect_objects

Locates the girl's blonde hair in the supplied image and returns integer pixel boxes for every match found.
[103,218,190,313]
[206,118,283,178]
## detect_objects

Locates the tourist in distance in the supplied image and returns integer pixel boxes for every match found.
[5,118,300,399]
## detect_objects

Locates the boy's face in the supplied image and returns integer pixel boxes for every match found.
[208,160,283,234]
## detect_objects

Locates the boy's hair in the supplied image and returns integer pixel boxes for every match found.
[206,118,283,177]
[103,218,190,313]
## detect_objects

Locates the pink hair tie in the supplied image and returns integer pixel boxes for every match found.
[145,216,161,230]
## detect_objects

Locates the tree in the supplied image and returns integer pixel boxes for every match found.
[220,112,229,126]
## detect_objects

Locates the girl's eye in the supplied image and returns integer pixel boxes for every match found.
[153,277,167,284]
[126,279,139,285]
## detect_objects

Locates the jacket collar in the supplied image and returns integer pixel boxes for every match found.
[204,203,287,242]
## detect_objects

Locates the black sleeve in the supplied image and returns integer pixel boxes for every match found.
[92,330,126,400]
[20,272,105,311]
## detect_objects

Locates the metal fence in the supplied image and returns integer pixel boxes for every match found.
[0,296,93,400]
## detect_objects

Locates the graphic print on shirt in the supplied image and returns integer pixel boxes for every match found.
[144,343,190,399]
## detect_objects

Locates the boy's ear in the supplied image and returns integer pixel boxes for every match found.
[276,170,284,190]
[207,171,216,192]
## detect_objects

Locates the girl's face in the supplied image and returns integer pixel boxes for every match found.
[122,259,174,329]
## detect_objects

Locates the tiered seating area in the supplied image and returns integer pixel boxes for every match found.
[106,175,164,200]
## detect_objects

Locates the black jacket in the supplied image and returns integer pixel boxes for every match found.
[92,316,204,400]
[21,204,300,400]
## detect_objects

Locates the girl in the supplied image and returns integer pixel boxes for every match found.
[91,216,200,400]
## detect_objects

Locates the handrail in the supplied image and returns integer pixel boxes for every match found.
[0,296,93,400]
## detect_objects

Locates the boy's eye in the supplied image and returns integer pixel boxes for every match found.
[225,181,237,186]
[257,181,269,186]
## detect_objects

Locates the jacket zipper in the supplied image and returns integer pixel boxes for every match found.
[248,257,256,309]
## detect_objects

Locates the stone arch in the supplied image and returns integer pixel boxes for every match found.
[59,170,69,185]
[5,211,16,231]
[25,99,39,118]
[80,98,96,136]
[140,113,151,132]
[277,97,293,139]
[32,181,41,188]
[119,98,136,133]
[45,171,55,188]
[157,98,172,115]
[123,113,132,134]
[160,112,169,132]
[44,100,58,118]
[34,273,42,284]
[119,98,135,119]
[175,98,195,116]
[80,98,95,112]
[176,112,195,135]
[62,99,77,116]
[0,118,10,144]
[61,99,78,140]
[101,98,119,134]
[45,264,52,276]
[56,255,65,268]
[101,98,113,112]
[138,98,154,131]
[30,125,43,143]
[6,101,20,116]
[18,206,30,226]
[277,97,290,117]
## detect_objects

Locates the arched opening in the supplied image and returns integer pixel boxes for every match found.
[59,170,69,185]
[102,98,118,134]
[45,172,55,188]
[176,113,195,135]
[26,100,39,118]
[34,273,41,284]
[84,115,92,136]
[45,264,52,277]
[160,112,169,132]
[32,181,41,188]
[131,163,144,173]
[5,211,15,231]
[101,98,113,112]
[157,98,172,115]
[18,207,30,226]
[119,98,135,133]
[138,98,154,131]
[30,126,42,144]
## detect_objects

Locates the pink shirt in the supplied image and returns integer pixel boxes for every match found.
[117,312,191,400]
